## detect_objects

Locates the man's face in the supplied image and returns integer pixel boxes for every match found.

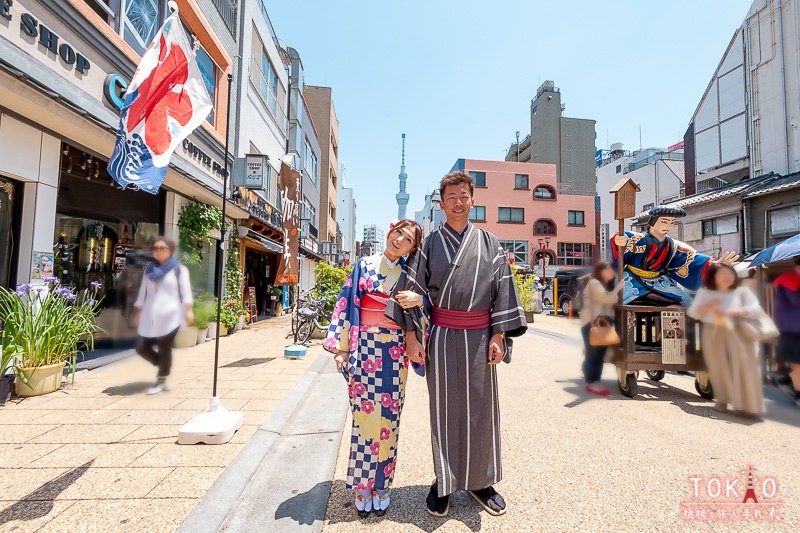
[441,183,473,222]
[649,217,676,239]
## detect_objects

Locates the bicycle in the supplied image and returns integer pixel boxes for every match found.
[290,289,315,336]
[294,296,330,345]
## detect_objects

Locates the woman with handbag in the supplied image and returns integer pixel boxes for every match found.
[323,220,424,518]
[687,262,766,417]
[579,262,623,396]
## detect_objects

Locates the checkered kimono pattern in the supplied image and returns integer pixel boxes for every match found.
[324,254,410,491]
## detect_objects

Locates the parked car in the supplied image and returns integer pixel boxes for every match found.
[542,269,591,315]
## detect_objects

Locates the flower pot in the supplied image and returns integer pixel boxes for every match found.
[15,362,66,398]
[174,326,199,348]
[525,310,535,323]
[207,323,217,340]
[1,374,15,405]
[219,324,229,337]
[197,328,209,344]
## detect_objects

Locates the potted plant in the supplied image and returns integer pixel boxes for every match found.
[513,267,536,324]
[192,295,216,343]
[1,343,15,405]
[220,298,239,336]
[0,278,102,397]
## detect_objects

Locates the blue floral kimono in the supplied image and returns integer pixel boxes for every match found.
[611,231,712,306]
[324,253,412,492]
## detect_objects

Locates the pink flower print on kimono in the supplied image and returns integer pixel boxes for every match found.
[370,442,380,455]
[353,294,361,307]
[389,346,402,360]
[380,427,391,441]
[363,359,378,373]
[353,383,366,397]
[335,297,348,312]
[358,277,368,291]
[375,357,383,371]
[384,459,397,477]
[361,400,375,414]
[345,277,353,288]
[381,393,392,408]
[348,328,359,352]
[323,337,338,352]
[390,399,400,413]
[355,479,375,491]
[330,309,341,322]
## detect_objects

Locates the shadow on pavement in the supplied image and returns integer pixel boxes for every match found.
[275,480,332,526]
[102,382,153,396]
[0,460,94,526]
[557,375,798,427]
[324,480,483,532]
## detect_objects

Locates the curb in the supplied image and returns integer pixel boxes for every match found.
[178,351,348,533]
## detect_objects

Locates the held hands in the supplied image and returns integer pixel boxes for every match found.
[396,291,423,309]
[488,333,505,366]
[406,334,426,365]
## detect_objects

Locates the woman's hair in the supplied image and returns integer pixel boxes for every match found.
[439,170,475,198]
[390,219,423,253]
[151,236,176,255]
[794,255,800,265]
[591,261,615,291]
[703,261,740,290]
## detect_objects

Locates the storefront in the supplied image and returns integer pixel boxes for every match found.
[0,176,22,289]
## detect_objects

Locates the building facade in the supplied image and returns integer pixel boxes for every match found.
[362,224,385,255]
[451,159,597,274]
[337,182,356,263]
[0,0,250,349]
[506,80,597,196]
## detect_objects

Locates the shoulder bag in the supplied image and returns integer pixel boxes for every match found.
[590,316,621,347]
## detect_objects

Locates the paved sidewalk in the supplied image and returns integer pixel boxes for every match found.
[0,316,318,532]
[322,323,799,532]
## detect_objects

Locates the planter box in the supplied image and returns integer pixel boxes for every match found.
[207,323,217,340]
[525,311,535,324]
[197,328,209,344]
[1,374,14,405]
[174,326,199,348]
[15,362,66,397]
[219,324,229,337]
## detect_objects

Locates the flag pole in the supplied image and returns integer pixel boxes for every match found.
[178,70,243,445]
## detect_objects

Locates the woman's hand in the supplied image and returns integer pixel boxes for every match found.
[333,351,348,372]
[185,309,194,326]
[396,290,423,309]
[725,309,748,319]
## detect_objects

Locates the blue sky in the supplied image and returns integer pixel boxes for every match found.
[266,0,752,239]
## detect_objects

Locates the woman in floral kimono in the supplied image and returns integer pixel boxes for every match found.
[323,219,424,518]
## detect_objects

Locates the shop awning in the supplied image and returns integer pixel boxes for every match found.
[243,230,283,253]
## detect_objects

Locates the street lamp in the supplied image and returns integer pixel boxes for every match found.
[431,189,442,230]
[537,236,551,282]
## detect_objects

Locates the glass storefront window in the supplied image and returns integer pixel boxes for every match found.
[54,214,160,348]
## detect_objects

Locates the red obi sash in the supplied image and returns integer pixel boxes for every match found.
[359,292,401,330]
[431,306,491,330]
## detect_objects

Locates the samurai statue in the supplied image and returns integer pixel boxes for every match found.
[611,206,738,306]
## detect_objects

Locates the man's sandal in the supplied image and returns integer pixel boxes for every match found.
[468,486,507,516]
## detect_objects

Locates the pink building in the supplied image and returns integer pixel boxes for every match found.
[450,159,597,273]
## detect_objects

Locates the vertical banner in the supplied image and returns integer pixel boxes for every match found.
[661,310,686,364]
[275,162,301,286]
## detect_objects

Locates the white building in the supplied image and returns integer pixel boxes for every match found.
[596,144,685,260]
[363,224,385,254]
[338,177,357,259]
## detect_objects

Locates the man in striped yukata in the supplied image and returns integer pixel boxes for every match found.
[388,170,527,517]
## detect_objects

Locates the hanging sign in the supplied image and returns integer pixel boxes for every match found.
[245,154,267,190]
[275,162,301,286]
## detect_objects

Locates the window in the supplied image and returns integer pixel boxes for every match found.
[260,49,280,118]
[568,211,585,226]
[499,240,529,264]
[770,206,800,237]
[304,140,318,184]
[534,185,556,199]
[123,0,162,54]
[303,198,317,238]
[515,174,529,189]
[558,243,593,266]
[616,164,622,174]
[469,206,486,222]
[703,215,738,237]
[533,250,555,267]
[499,207,525,223]
[195,45,218,125]
[534,219,556,235]
[469,171,486,187]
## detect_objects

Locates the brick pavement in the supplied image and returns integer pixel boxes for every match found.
[0,316,319,532]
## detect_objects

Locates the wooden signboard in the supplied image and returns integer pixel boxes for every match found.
[610,177,641,221]
[246,286,257,320]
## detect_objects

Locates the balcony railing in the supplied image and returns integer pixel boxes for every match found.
[212,0,237,35]
[249,57,287,134]
[696,177,730,193]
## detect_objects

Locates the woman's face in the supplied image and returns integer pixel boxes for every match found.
[715,266,736,290]
[385,226,416,257]
[600,266,615,282]
[151,240,172,264]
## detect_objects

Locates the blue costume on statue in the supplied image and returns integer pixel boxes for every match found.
[611,206,713,306]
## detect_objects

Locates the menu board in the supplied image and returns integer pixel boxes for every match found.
[112,245,151,271]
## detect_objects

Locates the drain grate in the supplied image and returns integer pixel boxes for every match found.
[221,357,276,368]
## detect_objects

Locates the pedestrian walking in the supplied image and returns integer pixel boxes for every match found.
[772,255,800,402]
[133,237,193,395]
[388,170,528,518]
[687,262,765,417]
[579,262,623,396]
[323,219,424,518]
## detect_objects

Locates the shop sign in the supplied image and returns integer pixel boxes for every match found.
[3,4,92,75]
[245,154,267,190]
[182,139,227,179]
[275,162,301,286]
[30,251,54,282]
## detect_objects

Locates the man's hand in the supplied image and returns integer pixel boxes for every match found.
[406,333,425,365]
[488,333,505,365]
[396,291,423,309]
[614,235,629,247]
[717,251,740,266]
